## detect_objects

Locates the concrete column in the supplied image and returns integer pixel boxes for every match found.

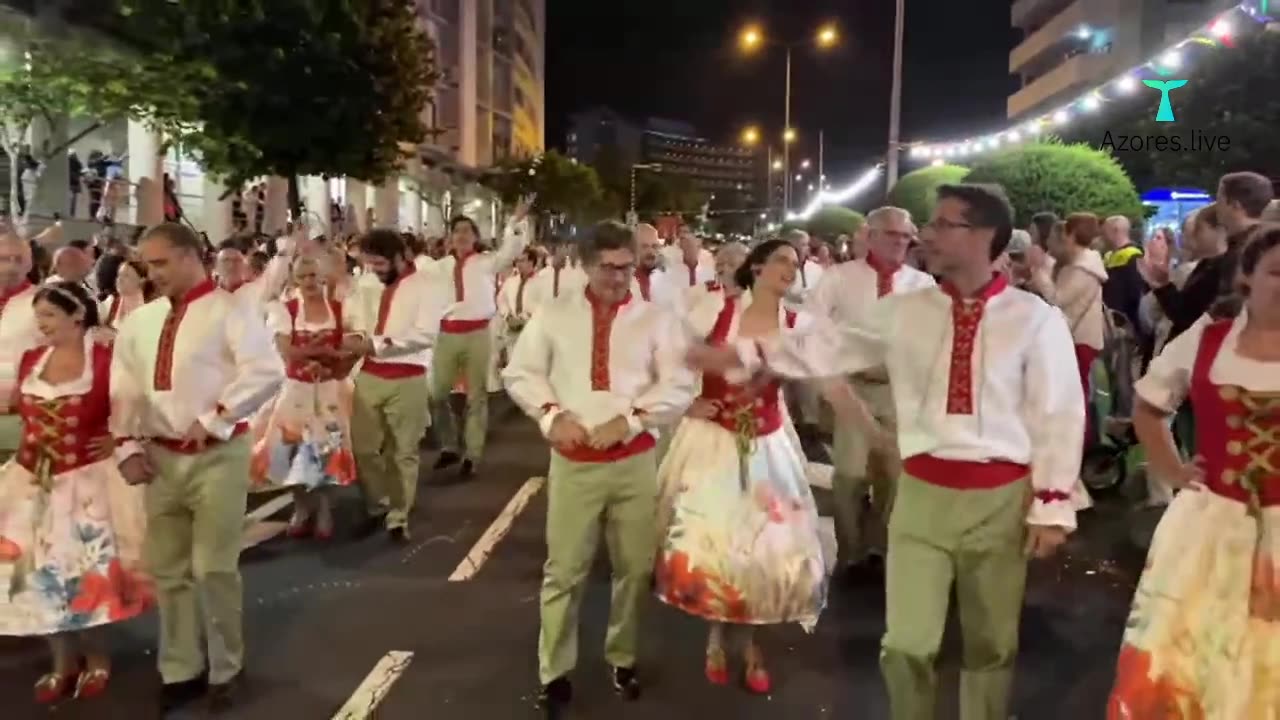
[344,178,368,233]
[201,175,232,242]
[406,192,424,234]
[127,120,164,228]
[459,0,478,166]
[374,181,399,230]
[262,176,289,236]
[303,175,331,237]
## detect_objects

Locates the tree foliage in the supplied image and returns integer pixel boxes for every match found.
[484,151,609,226]
[635,172,709,217]
[962,141,1143,227]
[91,0,436,201]
[1064,28,1280,191]
[887,164,969,225]
[794,206,865,239]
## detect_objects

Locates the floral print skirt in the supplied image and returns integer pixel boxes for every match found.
[250,378,356,491]
[1108,490,1280,718]
[0,459,153,635]
[654,418,827,630]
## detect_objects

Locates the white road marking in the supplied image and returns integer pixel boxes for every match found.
[241,493,295,549]
[245,493,294,525]
[449,476,546,582]
[331,651,414,719]
[818,516,837,575]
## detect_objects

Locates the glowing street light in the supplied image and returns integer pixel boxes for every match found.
[800,159,811,170]
[817,24,839,48]
[771,159,783,171]
[739,26,763,51]
[783,128,797,143]
[741,126,760,145]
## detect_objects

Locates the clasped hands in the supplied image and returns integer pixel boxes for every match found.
[547,412,629,451]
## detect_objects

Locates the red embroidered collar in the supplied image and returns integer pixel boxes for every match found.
[864,252,901,277]
[940,272,1009,302]
[175,279,217,307]
[585,286,632,309]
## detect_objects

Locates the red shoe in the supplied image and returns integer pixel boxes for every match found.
[313,526,334,541]
[75,668,110,699]
[286,514,313,539]
[744,667,771,695]
[34,671,78,704]
[704,652,729,686]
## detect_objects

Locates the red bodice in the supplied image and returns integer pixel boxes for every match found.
[284,298,346,382]
[698,297,795,437]
[1191,320,1280,508]
[15,343,113,477]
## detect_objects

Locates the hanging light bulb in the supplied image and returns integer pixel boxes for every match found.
[1116,75,1137,93]
[1083,95,1101,111]
[1160,50,1182,69]
[1052,109,1070,125]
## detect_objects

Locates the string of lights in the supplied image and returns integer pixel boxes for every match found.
[905,1,1273,165]
[786,164,884,222]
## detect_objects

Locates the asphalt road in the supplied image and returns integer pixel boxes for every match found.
[0,396,1145,719]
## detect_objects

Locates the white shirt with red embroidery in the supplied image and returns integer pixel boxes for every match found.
[109,280,285,458]
[527,263,586,314]
[0,282,40,406]
[630,267,683,313]
[434,219,531,324]
[343,266,448,370]
[230,254,291,310]
[503,288,696,442]
[498,271,538,322]
[739,277,1084,529]
[807,258,936,331]
[661,246,715,290]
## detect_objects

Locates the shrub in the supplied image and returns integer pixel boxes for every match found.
[962,141,1143,227]
[794,205,865,239]
[887,164,968,224]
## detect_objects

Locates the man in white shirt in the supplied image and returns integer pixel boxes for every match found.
[632,223,682,312]
[343,229,447,542]
[528,237,586,312]
[429,202,531,479]
[504,220,695,716]
[783,229,824,309]
[111,222,285,713]
[213,237,292,312]
[496,248,539,372]
[660,222,714,290]
[806,206,936,575]
[685,240,747,305]
[0,231,40,462]
[690,184,1082,720]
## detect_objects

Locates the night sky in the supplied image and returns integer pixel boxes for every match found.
[546,0,1019,186]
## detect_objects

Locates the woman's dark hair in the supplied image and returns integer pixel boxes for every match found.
[95,252,126,301]
[1192,203,1221,231]
[450,216,481,238]
[734,239,793,290]
[1211,222,1280,318]
[34,280,100,328]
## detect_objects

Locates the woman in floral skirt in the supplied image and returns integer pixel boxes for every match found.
[250,255,357,539]
[0,281,152,704]
[655,239,871,693]
[1108,226,1280,717]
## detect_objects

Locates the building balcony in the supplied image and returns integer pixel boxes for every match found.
[1009,0,1119,74]
[1008,52,1114,119]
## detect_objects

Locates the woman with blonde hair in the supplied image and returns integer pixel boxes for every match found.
[249,253,358,539]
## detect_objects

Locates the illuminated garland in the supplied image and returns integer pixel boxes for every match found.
[906,1,1273,163]
[785,164,884,221]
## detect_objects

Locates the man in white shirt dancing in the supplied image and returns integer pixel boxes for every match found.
[0,231,40,463]
[806,206,936,577]
[111,222,285,714]
[504,220,695,717]
[689,184,1083,720]
[430,204,531,479]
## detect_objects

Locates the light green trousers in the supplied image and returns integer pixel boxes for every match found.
[880,472,1030,720]
[539,449,657,684]
[352,371,431,531]
[831,380,899,564]
[0,413,20,464]
[429,328,491,462]
[145,436,251,685]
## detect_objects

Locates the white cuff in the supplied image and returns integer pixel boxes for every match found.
[625,414,645,437]
[1026,494,1077,531]
[733,338,764,375]
[197,410,236,442]
[113,440,144,465]
[537,408,564,438]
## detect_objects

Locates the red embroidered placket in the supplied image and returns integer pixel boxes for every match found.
[634,268,652,302]
[865,253,900,298]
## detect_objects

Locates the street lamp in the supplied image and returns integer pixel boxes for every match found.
[741,126,760,145]
[800,159,811,170]
[738,20,839,214]
[771,159,783,171]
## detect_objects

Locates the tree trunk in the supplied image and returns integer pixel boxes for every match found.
[6,146,20,226]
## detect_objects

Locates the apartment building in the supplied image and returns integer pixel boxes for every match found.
[1009,0,1237,120]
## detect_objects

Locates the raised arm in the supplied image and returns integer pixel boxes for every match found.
[490,197,535,274]
[1021,311,1086,530]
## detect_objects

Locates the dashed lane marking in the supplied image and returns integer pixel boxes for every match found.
[331,651,414,719]
[449,476,546,582]
[242,493,295,549]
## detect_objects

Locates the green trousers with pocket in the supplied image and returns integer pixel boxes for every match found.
[880,471,1030,720]
[538,449,657,684]
[144,436,252,685]
[429,328,491,462]
[352,371,431,531]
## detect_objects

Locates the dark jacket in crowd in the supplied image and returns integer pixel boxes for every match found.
[1102,244,1147,331]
